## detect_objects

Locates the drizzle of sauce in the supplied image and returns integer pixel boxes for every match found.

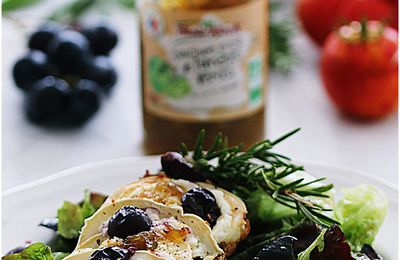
[103,222,190,251]
[119,177,184,206]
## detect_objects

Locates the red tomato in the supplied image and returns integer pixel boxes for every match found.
[297,0,398,46]
[340,0,398,29]
[296,0,346,46]
[321,21,398,119]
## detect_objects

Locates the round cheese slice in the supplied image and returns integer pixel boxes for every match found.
[69,198,223,260]
[101,175,250,255]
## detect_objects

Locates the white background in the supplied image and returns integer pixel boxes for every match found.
[2,1,398,190]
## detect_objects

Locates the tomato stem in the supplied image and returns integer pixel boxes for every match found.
[360,18,368,42]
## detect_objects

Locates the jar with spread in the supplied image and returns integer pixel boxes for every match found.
[139,0,268,154]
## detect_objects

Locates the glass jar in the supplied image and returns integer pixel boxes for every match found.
[139,0,268,154]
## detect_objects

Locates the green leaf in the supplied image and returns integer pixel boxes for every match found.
[52,252,69,260]
[334,184,388,251]
[246,188,297,222]
[88,191,107,210]
[48,0,95,23]
[57,201,84,239]
[81,189,96,219]
[297,229,327,260]
[3,242,54,260]
[116,0,135,9]
[47,236,77,254]
[55,190,106,240]
[2,0,44,12]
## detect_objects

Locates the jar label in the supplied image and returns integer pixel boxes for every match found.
[141,0,268,122]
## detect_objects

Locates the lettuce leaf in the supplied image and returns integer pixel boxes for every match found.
[3,243,54,260]
[334,184,388,251]
[81,189,97,219]
[245,170,335,223]
[57,201,85,239]
[52,252,69,260]
[57,190,106,239]
[246,188,297,222]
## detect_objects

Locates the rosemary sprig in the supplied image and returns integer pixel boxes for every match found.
[180,129,338,227]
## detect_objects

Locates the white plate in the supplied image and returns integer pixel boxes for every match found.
[2,157,398,258]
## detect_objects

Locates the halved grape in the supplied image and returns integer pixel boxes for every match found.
[89,247,131,260]
[107,206,152,239]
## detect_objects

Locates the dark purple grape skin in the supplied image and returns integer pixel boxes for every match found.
[84,56,117,91]
[28,22,61,53]
[254,236,297,260]
[89,247,132,260]
[12,51,49,91]
[5,246,27,255]
[161,152,206,182]
[39,218,59,231]
[12,22,121,128]
[361,245,382,260]
[67,79,102,125]
[287,222,319,254]
[309,225,354,260]
[47,30,90,74]
[25,76,71,123]
[84,23,118,55]
[107,206,152,239]
[182,187,221,227]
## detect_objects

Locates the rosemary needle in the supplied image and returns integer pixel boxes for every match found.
[180,129,338,227]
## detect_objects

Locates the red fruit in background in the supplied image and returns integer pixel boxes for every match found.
[321,21,398,119]
[296,0,345,46]
[340,0,398,29]
[297,0,398,46]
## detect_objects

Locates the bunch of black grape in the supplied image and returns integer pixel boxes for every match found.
[13,21,118,127]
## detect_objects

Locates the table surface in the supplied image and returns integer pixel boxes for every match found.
[2,2,398,190]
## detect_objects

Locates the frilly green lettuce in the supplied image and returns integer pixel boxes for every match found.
[3,243,53,260]
[57,190,104,239]
[57,201,85,239]
[335,184,388,251]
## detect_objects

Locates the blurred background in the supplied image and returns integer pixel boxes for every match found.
[2,0,398,190]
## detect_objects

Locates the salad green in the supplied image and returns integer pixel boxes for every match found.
[56,190,106,240]
[335,184,388,251]
[57,190,100,239]
[3,130,389,260]
[246,187,297,222]
[3,243,54,260]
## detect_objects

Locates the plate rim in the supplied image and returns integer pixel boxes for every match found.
[3,156,398,197]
